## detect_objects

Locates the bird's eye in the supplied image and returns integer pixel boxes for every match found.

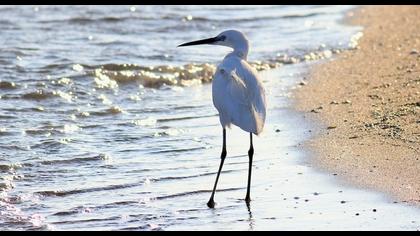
[218,35,226,41]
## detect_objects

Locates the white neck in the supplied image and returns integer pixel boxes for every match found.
[232,41,249,60]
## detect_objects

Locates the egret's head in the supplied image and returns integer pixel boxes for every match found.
[213,30,249,49]
[178,29,249,51]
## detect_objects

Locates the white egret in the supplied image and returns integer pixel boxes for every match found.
[178,30,267,208]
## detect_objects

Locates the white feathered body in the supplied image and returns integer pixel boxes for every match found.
[212,53,266,135]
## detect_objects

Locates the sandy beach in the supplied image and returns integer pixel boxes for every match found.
[294,5,420,206]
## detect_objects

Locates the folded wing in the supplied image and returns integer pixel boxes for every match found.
[226,63,266,135]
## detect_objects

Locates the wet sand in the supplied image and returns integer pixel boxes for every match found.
[294,6,420,206]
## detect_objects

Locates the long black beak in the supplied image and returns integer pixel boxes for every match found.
[177,37,219,47]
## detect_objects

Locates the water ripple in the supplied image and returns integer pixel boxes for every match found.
[35,184,149,197]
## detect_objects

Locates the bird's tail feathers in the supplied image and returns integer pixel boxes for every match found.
[251,105,265,135]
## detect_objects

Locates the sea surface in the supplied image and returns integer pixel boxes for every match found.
[0,5,419,230]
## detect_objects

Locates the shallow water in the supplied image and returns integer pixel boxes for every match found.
[0,5,419,230]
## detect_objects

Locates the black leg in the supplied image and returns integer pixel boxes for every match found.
[207,129,227,208]
[245,133,254,204]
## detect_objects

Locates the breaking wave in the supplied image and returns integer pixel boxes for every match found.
[84,45,356,89]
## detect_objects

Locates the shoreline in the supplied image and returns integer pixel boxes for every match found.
[293,6,420,206]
